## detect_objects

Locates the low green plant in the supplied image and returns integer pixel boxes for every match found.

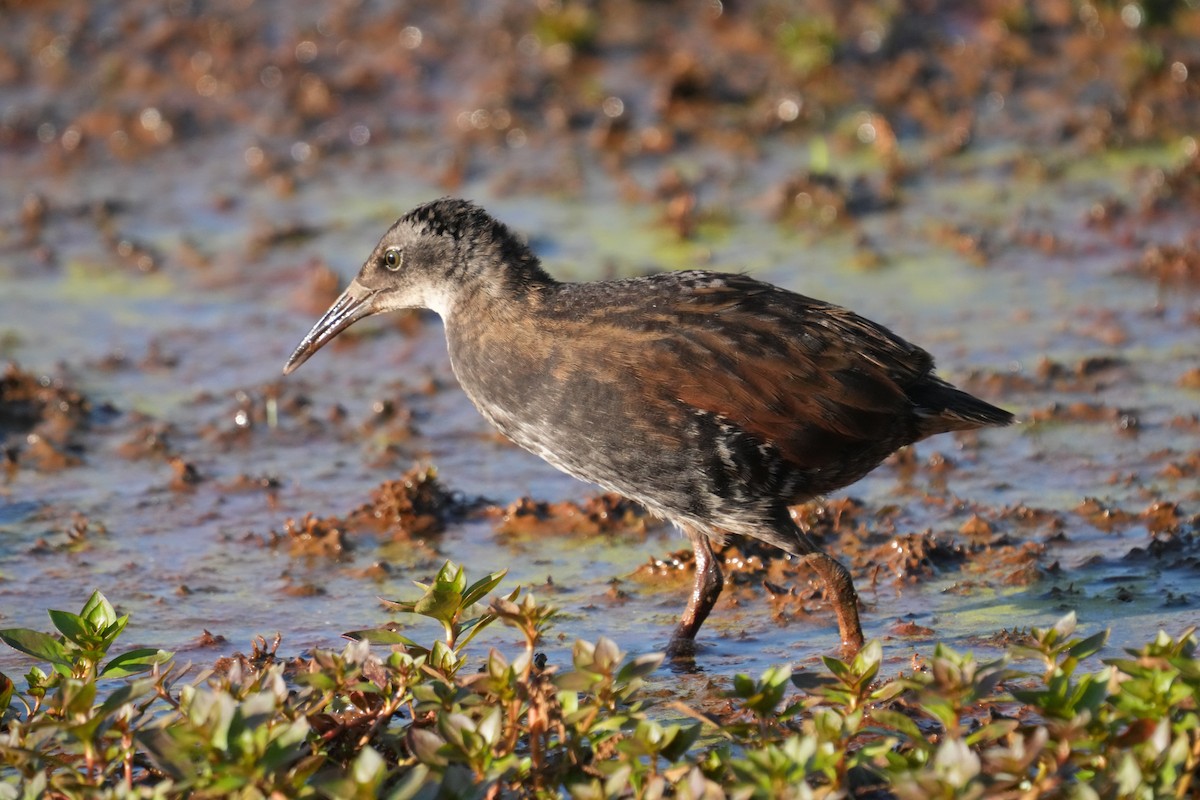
[1,568,1198,798]
[0,590,170,688]
[0,590,172,793]
[346,561,512,675]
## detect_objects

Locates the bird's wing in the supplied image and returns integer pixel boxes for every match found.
[633,272,936,469]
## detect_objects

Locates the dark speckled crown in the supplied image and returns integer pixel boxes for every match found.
[402,198,506,242]
[401,198,554,293]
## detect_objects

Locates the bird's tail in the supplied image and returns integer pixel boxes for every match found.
[910,377,1015,436]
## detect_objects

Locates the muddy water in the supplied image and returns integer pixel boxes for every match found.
[2,3,1199,688]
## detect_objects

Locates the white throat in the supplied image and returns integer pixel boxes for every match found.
[373,282,456,321]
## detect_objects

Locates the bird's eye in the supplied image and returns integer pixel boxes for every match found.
[383,249,402,270]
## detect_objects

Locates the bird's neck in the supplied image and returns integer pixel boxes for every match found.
[442,252,558,323]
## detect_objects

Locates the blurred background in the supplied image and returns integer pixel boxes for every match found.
[1,0,1198,682]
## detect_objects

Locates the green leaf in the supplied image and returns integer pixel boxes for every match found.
[964,718,1019,746]
[60,677,97,718]
[921,696,958,730]
[380,599,418,614]
[24,664,52,694]
[260,717,311,772]
[343,627,421,648]
[604,765,633,798]
[556,671,601,692]
[438,711,477,751]
[593,637,621,671]
[428,640,461,674]
[386,763,433,800]
[0,628,70,666]
[461,569,507,609]
[870,679,908,704]
[98,615,130,650]
[434,561,466,592]
[80,590,118,629]
[1051,611,1077,641]
[477,705,502,748]
[1068,630,1109,661]
[870,709,929,747]
[851,640,883,679]
[731,674,756,698]
[0,671,13,711]
[415,585,464,629]
[572,639,597,671]
[47,610,91,646]
[616,653,664,684]
[97,678,156,715]
[1072,672,1111,716]
[352,745,386,787]
[101,648,173,678]
[822,654,852,681]
[660,723,701,761]
[409,727,449,767]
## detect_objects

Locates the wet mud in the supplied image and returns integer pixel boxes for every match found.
[1,0,1199,685]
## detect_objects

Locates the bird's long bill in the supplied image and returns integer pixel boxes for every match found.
[282,279,378,375]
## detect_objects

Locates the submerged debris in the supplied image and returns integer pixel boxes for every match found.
[1160,451,1200,480]
[168,456,203,491]
[1143,500,1185,535]
[491,492,656,538]
[962,354,1132,397]
[1027,401,1140,432]
[291,259,343,316]
[116,422,177,461]
[1129,240,1200,285]
[866,531,967,585]
[0,363,92,472]
[212,633,284,675]
[1074,497,1139,531]
[890,618,936,638]
[344,465,467,539]
[772,170,897,229]
[258,467,470,561]
[191,630,229,649]
[268,513,352,559]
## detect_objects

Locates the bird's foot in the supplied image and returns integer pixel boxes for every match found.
[665,635,697,659]
[837,632,864,661]
[664,635,706,672]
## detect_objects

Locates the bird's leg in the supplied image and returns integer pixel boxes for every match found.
[799,550,864,657]
[777,517,864,657]
[666,527,724,657]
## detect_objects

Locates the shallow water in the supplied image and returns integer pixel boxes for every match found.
[2,4,1199,687]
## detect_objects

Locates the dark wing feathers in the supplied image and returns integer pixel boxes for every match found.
[632,273,949,467]
[542,270,1010,474]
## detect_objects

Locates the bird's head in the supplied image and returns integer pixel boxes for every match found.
[283,198,549,375]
